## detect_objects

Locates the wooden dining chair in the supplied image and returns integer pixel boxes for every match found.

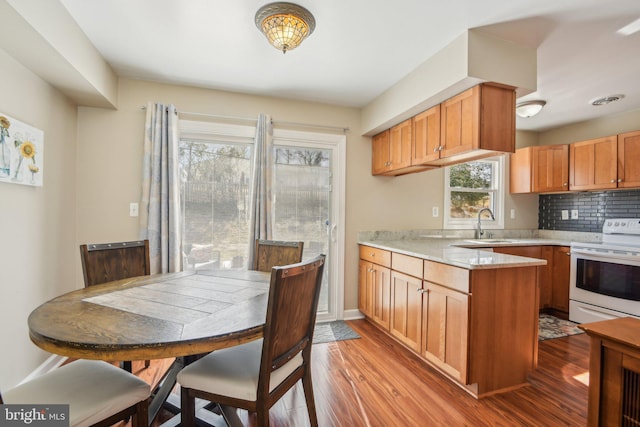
[178,254,326,427]
[252,239,304,272]
[1,359,150,427]
[80,240,150,286]
[79,239,151,370]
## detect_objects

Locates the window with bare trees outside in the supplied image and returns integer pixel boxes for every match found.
[444,156,504,230]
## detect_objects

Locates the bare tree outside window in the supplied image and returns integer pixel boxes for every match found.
[449,161,492,219]
[179,140,252,270]
[444,156,504,230]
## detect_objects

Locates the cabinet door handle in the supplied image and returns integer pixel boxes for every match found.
[433,147,439,153]
[611,179,616,183]
[563,183,568,186]
[618,179,623,183]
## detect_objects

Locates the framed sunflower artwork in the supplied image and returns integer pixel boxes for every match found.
[0,112,44,187]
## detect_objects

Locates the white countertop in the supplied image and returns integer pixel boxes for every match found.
[359,238,555,270]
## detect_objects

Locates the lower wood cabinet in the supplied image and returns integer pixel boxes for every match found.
[551,246,571,313]
[493,245,570,315]
[358,247,391,330]
[389,252,424,351]
[390,270,422,351]
[358,244,538,398]
[421,281,469,383]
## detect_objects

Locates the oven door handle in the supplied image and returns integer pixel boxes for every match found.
[571,247,640,263]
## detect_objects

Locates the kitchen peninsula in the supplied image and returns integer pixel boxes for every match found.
[358,237,547,398]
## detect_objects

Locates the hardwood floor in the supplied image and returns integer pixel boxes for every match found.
[127,319,590,426]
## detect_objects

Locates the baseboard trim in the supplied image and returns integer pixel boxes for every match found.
[343,309,364,320]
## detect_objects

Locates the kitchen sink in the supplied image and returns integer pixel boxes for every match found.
[462,239,521,244]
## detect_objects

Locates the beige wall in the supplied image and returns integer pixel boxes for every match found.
[0,70,549,388]
[76,78,541,318]
[0,48,78,390]
[539,108,640,146]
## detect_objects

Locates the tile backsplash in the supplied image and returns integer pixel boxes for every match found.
[539,189,640,232]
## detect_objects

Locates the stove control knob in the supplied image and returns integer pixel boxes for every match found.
[615,221,620,226]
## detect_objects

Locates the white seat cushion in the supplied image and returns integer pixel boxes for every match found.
[3,359,150,427]
[177,339,303,401]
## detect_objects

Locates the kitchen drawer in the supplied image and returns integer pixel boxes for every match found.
[424,259,470,293]
[359,245,391,268]
[392,253,423,278]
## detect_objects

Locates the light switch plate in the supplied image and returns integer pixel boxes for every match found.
[432,207,439,217]
[129,202,139,217]
[571,209,579,219]
[561,210,569,220]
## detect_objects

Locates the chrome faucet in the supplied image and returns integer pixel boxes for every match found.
[475,208,495,239]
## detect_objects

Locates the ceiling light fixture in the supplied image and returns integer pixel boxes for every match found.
[255,2,316,54]
[515,100,546,118]
[591,94,625,106]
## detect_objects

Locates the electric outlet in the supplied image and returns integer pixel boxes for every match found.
[129,202,139,217]
[510,209,516,219]
[561,210,569,220]
[432,207,439,217]
[571,209,579,219]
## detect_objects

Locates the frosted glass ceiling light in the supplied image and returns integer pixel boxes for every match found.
[255,2,316,54]
[516,100,546,118]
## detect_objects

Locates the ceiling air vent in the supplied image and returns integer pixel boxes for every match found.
[591,94,625,106]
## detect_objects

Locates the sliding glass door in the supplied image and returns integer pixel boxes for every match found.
[271,129,345,321]
[179,122,345,321]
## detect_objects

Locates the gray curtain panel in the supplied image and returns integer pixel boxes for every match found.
[248,113,273,268]
[139,102,181,273]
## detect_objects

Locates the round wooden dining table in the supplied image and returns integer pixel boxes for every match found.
[28,269,272,426]
[28,269,271,362]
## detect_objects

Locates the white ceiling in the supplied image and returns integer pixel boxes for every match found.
[59,0,640,132]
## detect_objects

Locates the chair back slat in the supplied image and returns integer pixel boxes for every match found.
[260,255,325,379]
[80,240,150,287]
[253,239,304,272]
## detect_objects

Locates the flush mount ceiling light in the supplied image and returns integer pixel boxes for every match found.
[515,100,546,118]
[255,2,316,54]
[591,94,625,106]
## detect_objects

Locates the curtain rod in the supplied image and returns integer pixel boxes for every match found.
[139,106,349,133]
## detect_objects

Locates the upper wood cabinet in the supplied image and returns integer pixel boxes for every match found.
[371,130,391,175]
[618,130,640,188]
[569,131,640,190]
[435,83,516,165]
[412,105,441,164]
[371,82,516,176]
[510,145,569,193]
[372,119,431,176]
[570,135,618,191]
[389,119,413,170]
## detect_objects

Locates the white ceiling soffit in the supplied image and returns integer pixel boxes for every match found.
[0,0,118,108]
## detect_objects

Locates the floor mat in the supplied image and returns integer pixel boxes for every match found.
[539,314,584,341]
[313,321,360,344]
